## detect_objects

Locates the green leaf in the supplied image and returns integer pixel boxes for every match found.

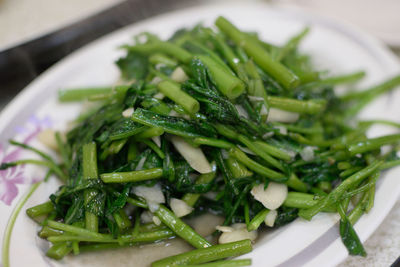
[85,191,106,217]
[143,151,162,169]
[131,108,217,138]
[274,207,299,227]
[162,140,175,182]
[108,119,147,140]
[340,218,367,257]
[64,195,85,224]
[183,82,240,124]
[174,161,194,191]
[116,51,149,80]
[106,185,131,216]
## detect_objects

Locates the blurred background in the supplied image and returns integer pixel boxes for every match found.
[0,0,399,265]
[1,0,400,109]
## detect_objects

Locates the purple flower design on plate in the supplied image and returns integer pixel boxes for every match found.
[0,144,27,205]
[0,115,52,206]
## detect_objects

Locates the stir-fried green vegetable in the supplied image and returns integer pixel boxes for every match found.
[2,16,400,266]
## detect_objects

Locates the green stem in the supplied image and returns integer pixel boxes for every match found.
[141,139,165,159]
[113,209,132,230]
[348,192,369,225]
[211,31,242,73]
[109,125,147,141]
[47,220,110,239]
[248,209,269,231]
[46,242,72,260]
[126,197,148,209]
[298,161,382,220]
[317,181,332,193]
[49,228,174,243]
[155,205,211,249]
[270,122,323,135]
[380,159,400,170]
[151,239,252,267]
[213,124,238,139]
[275,27,310,62]
[340,167,363,178]
[58,87,112,102]
[127,41,192,63]
[254,140,293,161]
[244,200,250,228]
[348,134,400,155]
[100,138,128,160]
[182,163,217,206]
[238,135,285,171]
[366,173,379,213]
[341,75,400,101]
[359,119,400,129]
[149,53,178,67]
[157,81,200,114]
[319,71,366,85]
[267,96,326,114]
[229,148,285,182]
[2,182,42,267]
[226,157,253,179]
[135,127,164,139]
[39,226,63,238]
[9,140,53,162]
[215,16,299,89]
[141,98,172,116]
[196,55,245,99]
[101,168,163,183]
[343,75,400,116]
[0,159,66,181]
[286,173,308,192]
[55,132,71,169]
[127,141,139,162]
[121,229,175,243]
[82,142,99,232]
[72,241,80,255]
[185,40,233,74]
[192,137,234,149]
[244,60,269,110]
[338,162,352,170]
[26,201,54,218]
[283,192,335,212]
[183,259,252,267]
[79,243,130,252]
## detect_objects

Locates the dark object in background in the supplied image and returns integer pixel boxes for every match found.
[392,256,400,267]
[0,0,197,109]
[2,1,400,265]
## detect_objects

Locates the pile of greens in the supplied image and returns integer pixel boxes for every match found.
[3,16,400,267]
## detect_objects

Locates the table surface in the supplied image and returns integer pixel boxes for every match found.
[0,0,399,266]
[0,0,123,51]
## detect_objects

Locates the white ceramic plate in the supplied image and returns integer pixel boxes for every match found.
[275,0,400,47]
[1,2,400,267]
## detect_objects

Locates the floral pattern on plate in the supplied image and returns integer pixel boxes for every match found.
[0,116,52,206]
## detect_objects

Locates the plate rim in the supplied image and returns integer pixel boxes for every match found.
[1,2,400,267]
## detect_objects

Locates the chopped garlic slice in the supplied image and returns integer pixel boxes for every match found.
[300,146,316,162]
[170,198,194,217]
[265,210,278,227]
[152,136,161,147]
[37,129,58,151]
[218,223,257,244]
[267,108,299,123]
[122,107,134,118]
[171,67,189,83]
[171,136,212,174]
[251,182,288,210]
[133,184,165,206]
